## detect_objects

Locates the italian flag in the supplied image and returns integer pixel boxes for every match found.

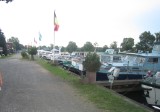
[54,11,59,31]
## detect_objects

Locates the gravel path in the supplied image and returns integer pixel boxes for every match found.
[0,54,102,112]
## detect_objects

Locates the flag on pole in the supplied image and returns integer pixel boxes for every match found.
[54,11,59,31]
[39,32,42,41]
[34,37,37,44]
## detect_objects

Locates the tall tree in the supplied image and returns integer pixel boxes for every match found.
[82,42,94,52]
[77,47,82,51]
[102,45,108,52]
[66,41,77,53]
[61,46,66,52]
[93,42,98,52]
[8,37,21,51]
[55,46,59,50]
[110,41,117,49]
[19,44,24,50]
[39,45,48,50]
[135,31,155,52]
[0,29,7,55]
[155,32,160,42]
[0,0,12,3]
[121,38,134,52]
[95,47,103,52]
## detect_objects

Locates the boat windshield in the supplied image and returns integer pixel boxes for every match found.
[100,55,122,63]
[124,55,145,64]
[124,55,145,66]
[101,55,111,63]
[144,76,160,85]
[135,57,145,64]
[124,55,136,63]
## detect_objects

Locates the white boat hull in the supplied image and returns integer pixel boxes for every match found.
[142,84,160,106]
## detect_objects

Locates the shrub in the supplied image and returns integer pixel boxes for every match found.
[28,47,37,60]
[21,51,29,59]
[83,52,101,72]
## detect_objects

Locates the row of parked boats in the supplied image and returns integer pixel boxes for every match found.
[37,42,160,110]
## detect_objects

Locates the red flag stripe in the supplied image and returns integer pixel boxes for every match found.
[54,11,59,31]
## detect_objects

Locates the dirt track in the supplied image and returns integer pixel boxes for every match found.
[0,54,102,112]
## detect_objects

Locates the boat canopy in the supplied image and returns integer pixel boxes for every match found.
[105,49,116,54]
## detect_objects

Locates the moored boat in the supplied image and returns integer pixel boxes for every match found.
[97,42,160,81]
[141,71,160,108]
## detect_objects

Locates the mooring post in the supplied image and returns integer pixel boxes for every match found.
[110,83,113,89]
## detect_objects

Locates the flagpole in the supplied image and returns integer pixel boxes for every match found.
[53,27,55,61]
[39,40,41,50]
[53,10,59,62]
[53,10,55,62]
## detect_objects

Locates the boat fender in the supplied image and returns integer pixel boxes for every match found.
[141,85,152,90]
[108,67,120,78]
[113,68,120,78]
[108,67,115,73]
[152,105,160,111]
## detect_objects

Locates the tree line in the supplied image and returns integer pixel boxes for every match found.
[38,31,160,54]
[1,29,160,55]
[0,0,12,3]
[64,31,160,53]
[0,29,24,55]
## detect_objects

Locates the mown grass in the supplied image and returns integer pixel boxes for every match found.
[36,58,150,112]
[0,54,13,59]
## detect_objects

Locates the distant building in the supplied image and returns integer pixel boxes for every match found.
[6,42,13,49]
[6,42,14,53]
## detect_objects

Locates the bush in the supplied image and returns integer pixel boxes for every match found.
[21,51,29,59]
[28,47,37,60]
[83,52,101,72]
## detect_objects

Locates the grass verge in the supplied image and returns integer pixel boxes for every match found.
[37,58,150,112]
[0,54,13,59]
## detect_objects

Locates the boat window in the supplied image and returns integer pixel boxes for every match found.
[101,55,111,62]
[113,56,121,62]
[135,57,145,64]
[124,55,136,63]
[148,58,158,63]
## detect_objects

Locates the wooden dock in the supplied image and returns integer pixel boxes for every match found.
[97,79,142,92]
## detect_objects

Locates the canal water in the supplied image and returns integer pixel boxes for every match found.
[119,90,147,104]
[119,90,155,110]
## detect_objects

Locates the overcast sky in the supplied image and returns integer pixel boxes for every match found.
[1,0,160,47]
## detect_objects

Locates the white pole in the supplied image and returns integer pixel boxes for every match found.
[53,29,55,61]
[52,11,55,61]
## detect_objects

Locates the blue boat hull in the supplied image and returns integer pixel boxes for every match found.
[96,71,145,81]
[62,63,145,81]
